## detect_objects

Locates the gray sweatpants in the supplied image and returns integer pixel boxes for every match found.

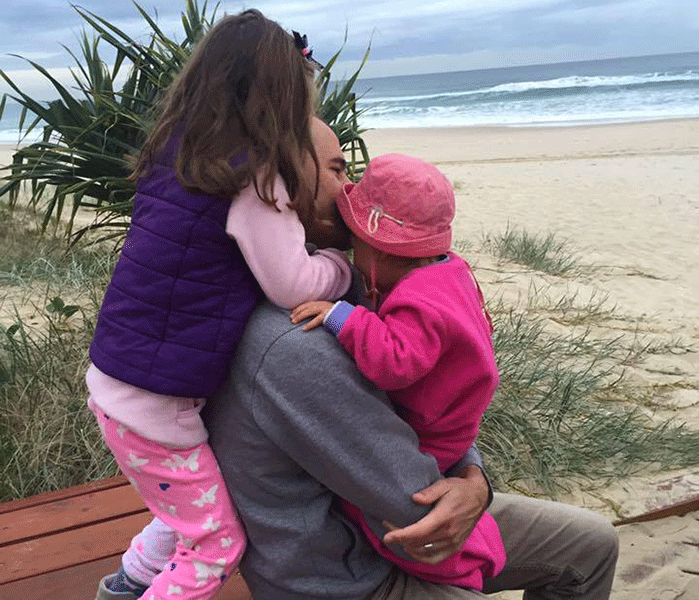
[370,493,619,600]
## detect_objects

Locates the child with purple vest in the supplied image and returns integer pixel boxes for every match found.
[88,10,351,600]
[291,154,506,590]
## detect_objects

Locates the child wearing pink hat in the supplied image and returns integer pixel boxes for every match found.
[291,153,506,590]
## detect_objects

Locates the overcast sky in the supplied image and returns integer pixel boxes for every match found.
[1,0,698,99]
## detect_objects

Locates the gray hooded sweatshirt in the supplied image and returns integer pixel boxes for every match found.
[204,302,485,600]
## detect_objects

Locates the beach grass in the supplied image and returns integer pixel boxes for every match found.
[0,207,116,287]
[0,314,118,501]
[481,291,699,495]
[483,226,581,276]
[0,208,117,501]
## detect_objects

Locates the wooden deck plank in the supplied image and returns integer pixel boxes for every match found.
[2,475,699,600]
[0,555,122,600]
[0,555,252,600]
[0,485,146,546]
[614,494,699,525]
[218,573,253,600]
[0,512,153,585]
[0,476,128,515]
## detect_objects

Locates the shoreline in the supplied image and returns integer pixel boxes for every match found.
[361,117,699,163]
[360,115,699,134]
[3,116,699,166]
[2,114,699,146]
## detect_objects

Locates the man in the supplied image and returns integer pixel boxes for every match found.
[201,118,619,600]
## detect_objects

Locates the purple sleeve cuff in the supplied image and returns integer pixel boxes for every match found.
[323,300,355,336]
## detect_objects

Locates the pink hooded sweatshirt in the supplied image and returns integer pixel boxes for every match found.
[326,253,505,590]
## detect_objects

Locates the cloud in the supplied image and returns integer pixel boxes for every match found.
[540,0,659,22]
[0,0,696,94]
[0,66,76,101]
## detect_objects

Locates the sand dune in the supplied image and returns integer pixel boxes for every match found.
[366,120,699,599]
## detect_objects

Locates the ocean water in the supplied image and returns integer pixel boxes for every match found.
[1,52,698,142]
[0,102,43,145]
[353,52,699,128]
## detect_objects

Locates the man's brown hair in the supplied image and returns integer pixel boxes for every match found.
[131,9,319,225]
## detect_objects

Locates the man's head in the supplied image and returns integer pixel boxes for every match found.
[303,117,352,250]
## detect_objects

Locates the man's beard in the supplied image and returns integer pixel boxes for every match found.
[306,202,351,250]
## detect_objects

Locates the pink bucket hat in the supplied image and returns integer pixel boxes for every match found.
[336,153,455,258]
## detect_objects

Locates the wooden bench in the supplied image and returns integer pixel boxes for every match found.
[0,476,252,600]
[2,476,698,600]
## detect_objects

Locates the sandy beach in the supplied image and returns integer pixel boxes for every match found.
[364,119,699,422]
[364,119,699,441]
[2,120,699,598]
[0,144,19,168]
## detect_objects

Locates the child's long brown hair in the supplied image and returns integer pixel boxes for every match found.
[131,9,319,225]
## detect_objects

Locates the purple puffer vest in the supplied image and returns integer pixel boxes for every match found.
[90,141,262,398]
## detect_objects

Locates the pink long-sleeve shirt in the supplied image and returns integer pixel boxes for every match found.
[226,175,352,309]
[88,175,352,446]
[325,253,504,589]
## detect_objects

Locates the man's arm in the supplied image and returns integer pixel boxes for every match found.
[248,318,490,561]
[445,445,494,506]
[251,322,442,533]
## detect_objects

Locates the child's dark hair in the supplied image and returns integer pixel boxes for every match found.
[132,9,319,225]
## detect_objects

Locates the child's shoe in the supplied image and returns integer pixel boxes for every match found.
[93,574,139,600]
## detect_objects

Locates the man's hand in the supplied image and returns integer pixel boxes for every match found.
[291,301,335,331]
[382,465,489,564]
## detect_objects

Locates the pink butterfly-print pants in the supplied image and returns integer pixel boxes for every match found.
[91,400,246,600]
